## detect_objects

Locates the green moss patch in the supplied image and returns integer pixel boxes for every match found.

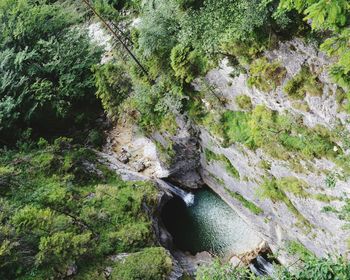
[287,240,314,261]
[247,57,287,92]
[235,94,253,110]
[283,66,323,99]
[205,149,240,179]
[225,187,263,215]
[258,177,312,230]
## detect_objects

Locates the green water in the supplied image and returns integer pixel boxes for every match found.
[161,188,261,256]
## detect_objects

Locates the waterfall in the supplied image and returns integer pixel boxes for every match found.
[257,255,275,276]
[249,264,264,277]
[157,179,194,206]
[250,255,276,278]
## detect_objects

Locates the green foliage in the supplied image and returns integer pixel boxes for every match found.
[111,247,172,280]
[258,177,311,229]
[279,0,349,31]
[259,178,286,202]
[321,28,350,102]
[221,111,252,146]
[278,0,350,108]
[225,188,263,215]
[338,199,350,227]
[293,256,350,279]
[180,0,297,56]
[325,173,337,188]
[176,0,203,10]
[283,66,323,99]
[205,149,240,179]
[276,177,309,198]
[0,143,159,279]
[92,0,141,20]
[249,106,338,160]
[93,62,132,119]
[197,256,350,280]
[196,260,258,280]
[235,94,253,110]
[126,80,180,134]
[137,0,180,76]
[291,100,311,112]
[170,44,208,83]
[287,240,314,261]
[206,105,339,165]
[247,57,287,92]
[0,0,103,143]
[259,160,272,171]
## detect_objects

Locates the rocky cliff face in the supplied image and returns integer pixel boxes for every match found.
[108,38,350,265]
[197,38,350,263]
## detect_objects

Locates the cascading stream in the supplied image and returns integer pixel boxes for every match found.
[157,179,194,206]
[250,255,276,278]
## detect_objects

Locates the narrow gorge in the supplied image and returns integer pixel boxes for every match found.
[1,0,349,279]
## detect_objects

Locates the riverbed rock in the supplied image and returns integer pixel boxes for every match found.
[229,256,242,267]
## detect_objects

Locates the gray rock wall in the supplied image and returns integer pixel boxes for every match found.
[196,39,350,262]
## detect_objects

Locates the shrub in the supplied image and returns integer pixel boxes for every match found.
[287,240,314,260]
[170,44,208,83]
[111,247,173,280]
[325,172,337,188]
[93,62,132,120]
[221,111,252,147]
[291,101,310,112]
[247,57,287,92]
[235,94,253,110]
[0,0,103,143]
[196,260,256,280]
[0,144,159,279]
[214,105,339,166]
[283,66,323,99]
[276,177,309,198]
[196,256,350,280]
[258,177,311,229]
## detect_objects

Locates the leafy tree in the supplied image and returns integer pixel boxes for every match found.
[136,0,180,77]
[0,0,103,143]
[179,0,294,56]
[279,0,349,31]
[0,143,159,279]
[170,44,208,83]
[93,62,132,120]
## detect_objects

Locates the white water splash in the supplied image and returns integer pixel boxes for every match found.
[183,193,195,206]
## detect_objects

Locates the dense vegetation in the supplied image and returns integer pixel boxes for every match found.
[0,0,104,144]
[0,139,169,279]
[197,256,350,280]
[1,0,350,279]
